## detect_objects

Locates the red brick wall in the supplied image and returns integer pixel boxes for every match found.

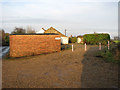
[10,35,61,57]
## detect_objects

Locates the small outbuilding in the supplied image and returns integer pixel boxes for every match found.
[77,35,83,44]
[10,33,61,57]
[44,27,69,44]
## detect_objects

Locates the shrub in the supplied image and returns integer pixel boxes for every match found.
[117,42,120,51]
[61,45,72,50]
[96,43,120,64]
[83,33,110,45]
[69,37,77,43]
[5,33,9,46]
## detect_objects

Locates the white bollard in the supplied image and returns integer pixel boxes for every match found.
[85,43,87,51]
[108,41,109,50]
[99,43,101,50]
[72,44,73,52]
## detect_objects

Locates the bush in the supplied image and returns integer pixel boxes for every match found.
[83,33,110,45]
[69,37,77,43]
[5,33,9,46]
[117,42,120,51]
[61,45,72,50]
[96,43,120,64]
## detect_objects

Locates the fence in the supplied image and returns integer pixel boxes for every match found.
[71,41,110,52]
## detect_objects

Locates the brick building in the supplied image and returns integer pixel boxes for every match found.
[44,27,69,44]
[10,33,61,57]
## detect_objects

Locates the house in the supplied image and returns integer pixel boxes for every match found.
[77,35,83,44]
[36,28,46,34]
[44,27,69,44]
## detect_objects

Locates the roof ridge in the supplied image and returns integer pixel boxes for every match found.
[45,27,66,37]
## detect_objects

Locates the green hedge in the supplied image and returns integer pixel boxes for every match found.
[5,33,9,46]
[83,34,110,45]
[69,37,77,43]
[117,42,120,51]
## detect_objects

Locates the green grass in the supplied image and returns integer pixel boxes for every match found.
[113,40,120,44]
[96,45,120,64]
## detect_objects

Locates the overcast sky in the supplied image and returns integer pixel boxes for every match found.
[0,0,119,38]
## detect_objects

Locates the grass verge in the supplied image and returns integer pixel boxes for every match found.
[96,44,120,64]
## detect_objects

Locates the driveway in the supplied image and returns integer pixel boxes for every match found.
[2,44,118,88]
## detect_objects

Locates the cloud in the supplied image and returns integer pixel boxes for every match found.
[1,0,119,3]
[0,0,118,38]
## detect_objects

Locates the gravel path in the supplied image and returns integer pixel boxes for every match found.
[2,44,118,88]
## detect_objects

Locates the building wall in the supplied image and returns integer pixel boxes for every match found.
[36,29,45,33]
[10,35,61,57]
[44,27,66,37]
[44,27,69,44]
[61,37,69,44]
[77,37,83,44]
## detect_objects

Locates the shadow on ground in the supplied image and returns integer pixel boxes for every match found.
[2,44,119,88]
[80,46,118,88]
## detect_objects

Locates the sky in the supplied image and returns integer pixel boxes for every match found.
[0,0,119,38]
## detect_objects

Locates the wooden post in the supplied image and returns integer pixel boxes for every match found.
[108,41,109,50]
[72,44,73,52]
[85,43,87,51]
[99,43,101,50]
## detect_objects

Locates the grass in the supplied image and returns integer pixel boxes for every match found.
[96,44,120,64]
[61,44,72,50]
[113,40,120,44]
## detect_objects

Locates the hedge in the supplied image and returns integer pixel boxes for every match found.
[69,37,77,43]
[83,34,110,45]
[5,33,9,46]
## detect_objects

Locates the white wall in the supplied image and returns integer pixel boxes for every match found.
[36,28,45,33]
[77,38,82,43]
[61,37,69,44]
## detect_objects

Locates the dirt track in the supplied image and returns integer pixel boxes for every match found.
[2,43,118,88]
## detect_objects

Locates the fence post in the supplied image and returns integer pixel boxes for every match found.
[108,41,109,50]
[72,44,73,52]
[85,43,87,51]
[99,43,101,50]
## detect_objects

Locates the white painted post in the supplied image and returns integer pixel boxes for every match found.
[108,41,109,50]
[72,44,73,52]
[85,43,87,51]
[99,43,101,50]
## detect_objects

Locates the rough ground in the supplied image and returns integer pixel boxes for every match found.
[2,43,118,88]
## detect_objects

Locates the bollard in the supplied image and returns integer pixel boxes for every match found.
[72,44,73,52]
[99,43,101,50]
[85,43,87,51]
[108,41,109,50]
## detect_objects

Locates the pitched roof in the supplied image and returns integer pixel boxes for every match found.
[42,28,46,31]
[44,27,66,37]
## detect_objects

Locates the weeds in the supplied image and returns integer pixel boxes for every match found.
[61,45,72,50]
[96,43,120,64]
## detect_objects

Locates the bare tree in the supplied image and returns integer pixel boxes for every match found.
[11,27,26,34]
[0,29,5,46]
[26,26,36,33]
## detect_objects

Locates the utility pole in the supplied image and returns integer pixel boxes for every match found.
[65,29,66,36]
